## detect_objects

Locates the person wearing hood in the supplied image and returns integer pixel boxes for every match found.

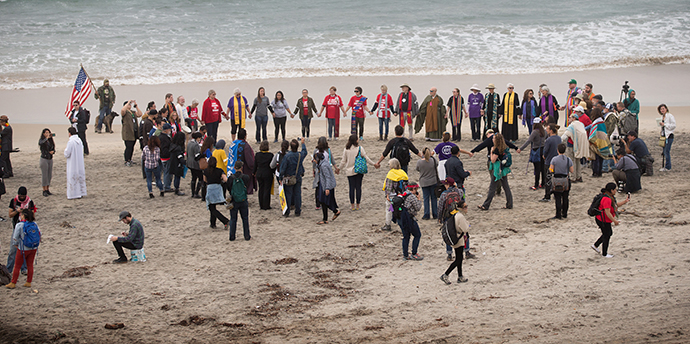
[415,87,447,141]
[561,107,589,182]
[623,89,639,132]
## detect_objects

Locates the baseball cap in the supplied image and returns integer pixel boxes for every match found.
[118,211,131,221]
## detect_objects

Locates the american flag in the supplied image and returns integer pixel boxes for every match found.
[64,67,93,117]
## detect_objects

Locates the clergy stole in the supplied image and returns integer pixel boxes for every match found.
[426,96,440,133]
[233,96,246,128]
[487,93,500,129]
[450,96,460,127]
[503,92,516,125]
[565,87,579,127]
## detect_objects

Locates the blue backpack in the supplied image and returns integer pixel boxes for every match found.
[22,221,41,249]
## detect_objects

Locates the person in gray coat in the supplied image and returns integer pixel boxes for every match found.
[186,132,204,198]
[315,152,340,225]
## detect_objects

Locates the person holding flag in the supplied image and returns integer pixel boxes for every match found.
[65,66,94,154]
[344,86,370,141]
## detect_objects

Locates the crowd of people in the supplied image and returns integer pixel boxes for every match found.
[0,78,678,289]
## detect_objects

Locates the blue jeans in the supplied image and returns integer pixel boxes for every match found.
[255,115,268,142]
[400,220,421,257]
[664,134,673,169]
[378,117,390,137]
[161,160,171,190]
[145,165,163,193]
[230,200,251,240]
[6,243,27,274]
[97,106,111,131]
[327,118,335,138]
[421,185,438,219]
[300,116,312,138]
[602,158,615,172]
[283,178,302,216]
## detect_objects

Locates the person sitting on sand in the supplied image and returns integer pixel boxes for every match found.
[440,197,470,285]
[108,211,145,264]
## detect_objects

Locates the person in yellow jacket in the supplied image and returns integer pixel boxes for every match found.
[381,158,408,231]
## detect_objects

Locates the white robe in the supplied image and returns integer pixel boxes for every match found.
[64,135,87,199]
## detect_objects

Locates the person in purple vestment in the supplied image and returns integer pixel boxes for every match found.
[467,84,484,141]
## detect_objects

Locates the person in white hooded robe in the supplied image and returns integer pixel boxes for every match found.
[64,127,87,199]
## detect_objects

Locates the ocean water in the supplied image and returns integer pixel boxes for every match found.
[0,0,689,90]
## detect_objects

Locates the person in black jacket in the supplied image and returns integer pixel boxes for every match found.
[444,146,471,190]
[68,100,90,155]
[159,124,173,192]
[168,132,186,196]
[253,141,275,210]
[38,129,56,197]
[0,115,14,177]
[470,129,519,195]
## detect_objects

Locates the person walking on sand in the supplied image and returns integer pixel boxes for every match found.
[64,127,87,200]
[437,177,473,261]
[315,152,340,225]
[293,89,318,142]
[38,128,55,197]
[142,136,164,198]
[107,211,145,264]
[204,156,230,229]
[68,100,90,155]
[371,85,394,141]
[94,79,115,134]
[227,161,251,241]
[470,129,519,197]
[549,143,574,219]
[440,197,470,284]
[251,87,271,143]
[591,182,630,258]
[396,182,424,261]
[337,135,377,211]
[318,86,346,141]
[0,115,14,177]
[5,209,40,289]
[478,133,513,211]
[381,158,408,231]
[394,84,418,140]
[121,100,142,167]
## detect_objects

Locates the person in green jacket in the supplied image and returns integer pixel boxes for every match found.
[623,89,639,132]
[94,79,116,134]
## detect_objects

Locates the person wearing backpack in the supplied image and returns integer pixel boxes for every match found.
[377,125,423,173]
[440,197,470,285]
[437,177,473,261]
[549,143,574,219]
[381,158,408,231]
[314,152,340,225]
[478,133,513,210]
[7,186,35,275]
[394,182,424,261]
[227,161,251,241]
[6,209,40,289]
[591,182,630,258]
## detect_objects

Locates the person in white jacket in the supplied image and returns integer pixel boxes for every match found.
[658,104,676,171]
[561,106,589,182]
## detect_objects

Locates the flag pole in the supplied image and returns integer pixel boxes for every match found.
[80,64,98,93]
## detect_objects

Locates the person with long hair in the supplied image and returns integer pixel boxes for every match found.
[251,87,270,143]
[254,141,275,210]
[38,128,55,197]
[270,139,290,184]
[518,118,546,190]
[293,89,318,142]
[315,152,340,224]
[198,135,217,201]
[187,132,204,199]
[415,147,439,219]
[440,198,469,284]
[658,104,675,171]
[478,133,513,210]
[279,138,308,217]
[521,89,538,134]
[271,90,290,143]
[591,182,630,258]
[338,134,377,211]
[142,136,164,198]
[5,209,40,289]
[312,136,334,209]
[169,110,181,136]
[204,156,229,229]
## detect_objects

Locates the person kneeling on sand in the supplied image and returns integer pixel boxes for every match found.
[440,197,470,284]
[108,211,145,264]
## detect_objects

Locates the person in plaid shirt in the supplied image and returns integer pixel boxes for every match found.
[142,136,164,198]
[109,211,145,264]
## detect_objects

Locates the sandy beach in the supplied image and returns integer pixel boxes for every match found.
[0,68,689,343]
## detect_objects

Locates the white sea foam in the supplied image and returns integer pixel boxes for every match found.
[0,9,688,90]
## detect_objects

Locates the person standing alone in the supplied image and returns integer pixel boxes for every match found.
[64,127,87,200]
[121,100,142,166]
[94,79,115,134]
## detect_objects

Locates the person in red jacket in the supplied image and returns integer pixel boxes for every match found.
[201,89,225,140]
[318,86,346,141]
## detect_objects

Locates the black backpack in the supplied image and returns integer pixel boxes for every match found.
[440,216,462,247]
[391,193,409,223]
[588,193,608,217]
[0,263,10,285]
[390,138,410,166]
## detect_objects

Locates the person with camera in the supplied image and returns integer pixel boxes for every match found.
[612,147,641,193]
[616,102,637,137]
[591,183,630,258]
[549,143,573,220]
[623,131,653,176]
[440,196,470,284]
[658,104,675,172]
[68,100,90,156]
[121,100,142,167]
[279,137,307,217]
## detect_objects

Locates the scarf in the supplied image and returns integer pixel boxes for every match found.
[540,95,555,120]
[522,99,536,126]
[233,96,246,128]
[503,92,515,125]
[566,87,580,126]
[377,93,389,118]
[14,195,31,210]
[589,117,612,158]
[382,169,408,190]
[450,96,460,127]
[485,92,499,130]
[351,96,366,135]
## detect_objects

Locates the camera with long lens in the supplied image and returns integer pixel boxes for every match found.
[622,81,630,93]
